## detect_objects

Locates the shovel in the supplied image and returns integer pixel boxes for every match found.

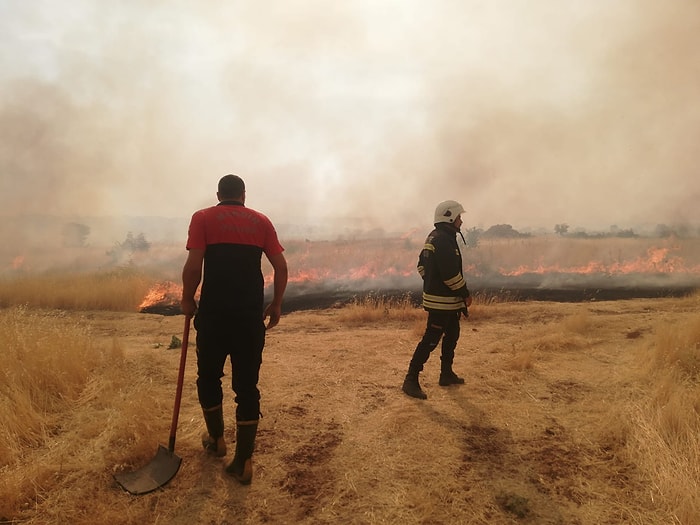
[114,314,192,495]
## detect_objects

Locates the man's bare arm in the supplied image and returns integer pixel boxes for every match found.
[181,248,204,316]
[264,252,288,329]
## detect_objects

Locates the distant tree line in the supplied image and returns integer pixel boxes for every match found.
[553,223,699,239]
[106,232,151,263]
[109,232,151,253]
[555,223,638,239]
[459,222,700,249]
[653,223,696,238]
[461,224,531,249]
[62,222,91,247]
[58,220,154,264]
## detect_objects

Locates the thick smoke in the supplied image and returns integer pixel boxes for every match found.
[1,0,699,247]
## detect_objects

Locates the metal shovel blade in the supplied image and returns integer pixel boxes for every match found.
[113,445,182,495]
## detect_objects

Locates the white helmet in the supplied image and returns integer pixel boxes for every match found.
[434,200,465,225]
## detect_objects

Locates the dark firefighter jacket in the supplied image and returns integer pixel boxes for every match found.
[417,223,470,312]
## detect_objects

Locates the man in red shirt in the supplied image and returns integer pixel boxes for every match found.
[181,174,288,484]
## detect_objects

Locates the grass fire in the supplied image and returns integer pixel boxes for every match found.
[1,234,700,523]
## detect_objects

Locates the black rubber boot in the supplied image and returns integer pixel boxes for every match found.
[202,405,227,457]
[225,420,258,484]
[439,369,465,386]
[402,368,428,399]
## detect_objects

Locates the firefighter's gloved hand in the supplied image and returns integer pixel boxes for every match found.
[463,296,472,319]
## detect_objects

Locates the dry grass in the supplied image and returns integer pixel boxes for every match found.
[2,288,700,523]
[0,306,180,523]
[335,293,424,326]
[627,299,700,524]
[0,269,156,312]
[561,310,591,334]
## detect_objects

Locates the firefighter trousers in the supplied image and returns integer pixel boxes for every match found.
[409,310,461,372]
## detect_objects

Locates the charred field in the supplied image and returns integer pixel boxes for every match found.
[138,232,700,315]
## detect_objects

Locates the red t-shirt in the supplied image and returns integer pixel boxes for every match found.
[186,201,284,316]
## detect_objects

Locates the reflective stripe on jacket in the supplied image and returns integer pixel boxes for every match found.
[417,223,469,312]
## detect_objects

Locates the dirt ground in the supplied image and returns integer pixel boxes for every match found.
[9,296,698,524]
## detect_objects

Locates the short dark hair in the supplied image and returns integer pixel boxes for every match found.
[218,174,245,199]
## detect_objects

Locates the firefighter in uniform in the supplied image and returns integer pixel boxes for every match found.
[402,200,472,400]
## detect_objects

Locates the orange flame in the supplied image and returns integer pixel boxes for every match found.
[498,247,699,277]
[139,281,184,309]
[139,246,700,309]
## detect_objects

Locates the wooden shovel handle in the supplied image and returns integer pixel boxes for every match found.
[168,315,191,452]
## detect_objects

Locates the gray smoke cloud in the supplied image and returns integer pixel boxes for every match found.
[1,0,699,244]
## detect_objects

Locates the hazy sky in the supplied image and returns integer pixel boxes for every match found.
[1,0,699,235]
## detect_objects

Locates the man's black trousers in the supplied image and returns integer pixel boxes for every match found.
[194,313,265,422]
